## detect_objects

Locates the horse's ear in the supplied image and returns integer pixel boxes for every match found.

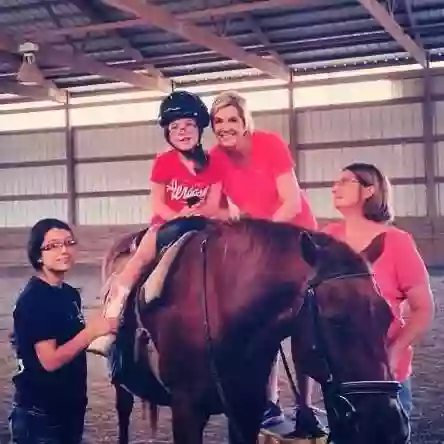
[361,233,386,265]
[300,231,320,267]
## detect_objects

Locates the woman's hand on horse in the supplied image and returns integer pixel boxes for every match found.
[86,314,119,340]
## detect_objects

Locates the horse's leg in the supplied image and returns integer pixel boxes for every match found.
[115,383,134,444]
[228,392,266,444]
[171,393,209,444]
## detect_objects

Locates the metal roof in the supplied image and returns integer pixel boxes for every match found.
[0,0,442,100]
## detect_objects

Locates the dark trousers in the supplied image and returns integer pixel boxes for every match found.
[9,404,85,444]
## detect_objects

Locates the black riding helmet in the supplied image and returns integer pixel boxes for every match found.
[158,91,210,173]
[158,90,210,130]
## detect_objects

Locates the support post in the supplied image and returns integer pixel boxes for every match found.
[65,98,76,225]
[422,67,437,223]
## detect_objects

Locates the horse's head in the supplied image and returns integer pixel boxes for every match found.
[297,230,410,444]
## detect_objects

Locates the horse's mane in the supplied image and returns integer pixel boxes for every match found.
[216,218,371,276]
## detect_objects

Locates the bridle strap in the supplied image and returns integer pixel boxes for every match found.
[303,271,373,387]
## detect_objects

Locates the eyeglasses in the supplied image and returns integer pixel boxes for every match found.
[41,239,77,251]
[168,121,198,134]
[333,178,361,187]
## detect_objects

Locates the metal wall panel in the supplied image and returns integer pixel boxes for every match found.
[0,165,66,195]
[0,199,67,227]
[432,76,444,95]
[298,144,424,182]
[77,195,151,225]
[75,123,164,158]
[254,112,290,142]
[76,160,153,193]
[0,109,65,132]
[435,101,444,135]
[294,78,421,109]
[0,131,66,162]
[305,184,427,219]
[297,103,423,144]
[437,184,444,216]
[435,141,444,176]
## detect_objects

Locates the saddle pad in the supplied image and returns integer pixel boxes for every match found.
[142,230,196,305]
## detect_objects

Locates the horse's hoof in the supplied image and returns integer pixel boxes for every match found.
[286,407,328,439]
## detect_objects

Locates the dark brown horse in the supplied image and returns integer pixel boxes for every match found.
[101,217,409,444]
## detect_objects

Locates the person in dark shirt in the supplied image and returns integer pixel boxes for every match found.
[9,218,118,444]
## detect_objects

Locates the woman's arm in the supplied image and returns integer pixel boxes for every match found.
[35,314,117,372]
[272,170,302,222]
[388,231,435,364]
[389,281,434,350]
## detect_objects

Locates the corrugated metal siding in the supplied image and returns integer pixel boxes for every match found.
[0,131,66,162]
[77,196,151,225]
[297,103,423,144]
[70,101,160,127]
[75,124,164,158]
[0,199,67,227]
[432,77,444,95]
[436,141,444,176]
[294,78,421,109]
[254,112,290,142]
[305,184,427,219]
[298,144,425,182]
[435,101,444,134]
[76,160,153,193]
[437,184,444,215]
[0,166,66,195]
[0,109,65,132]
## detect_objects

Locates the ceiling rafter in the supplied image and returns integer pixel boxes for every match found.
[102,0,291,81]
[243,13,287,68]
[21,0,301,41]
[68,0,166,81]
[357,0,428,67]
[0,79,67,103]
[0,31,172,92]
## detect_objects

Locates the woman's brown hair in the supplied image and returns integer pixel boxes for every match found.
[344,162,393,223]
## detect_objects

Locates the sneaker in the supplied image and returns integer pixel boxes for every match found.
[261,400,285,429]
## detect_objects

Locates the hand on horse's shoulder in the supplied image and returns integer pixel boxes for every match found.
[85,313,118,340]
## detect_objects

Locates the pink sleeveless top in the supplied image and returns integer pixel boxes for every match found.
[322,222,429,382]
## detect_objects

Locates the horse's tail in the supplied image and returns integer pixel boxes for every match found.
[141,400,159,438]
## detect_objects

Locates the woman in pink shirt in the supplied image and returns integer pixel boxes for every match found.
[323,162,434,415]
[209,91,323,436]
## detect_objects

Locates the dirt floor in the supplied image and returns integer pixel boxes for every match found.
[0,265,442,444]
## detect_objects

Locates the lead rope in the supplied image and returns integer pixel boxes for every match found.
[200,237,245,443]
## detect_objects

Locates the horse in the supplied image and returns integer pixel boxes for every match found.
[100,216,410,444]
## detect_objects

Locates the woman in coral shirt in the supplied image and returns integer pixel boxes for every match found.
[210,92,316,229]
[209,91,323,436]
[323,162,434,415]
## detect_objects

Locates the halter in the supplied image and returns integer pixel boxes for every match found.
[302,272,404,443]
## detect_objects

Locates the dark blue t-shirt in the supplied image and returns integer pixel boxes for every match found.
[11,276,87,412]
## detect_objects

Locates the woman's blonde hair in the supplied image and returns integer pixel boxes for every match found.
[210,90,254,131]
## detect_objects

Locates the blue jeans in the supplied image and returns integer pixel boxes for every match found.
[398,378,413,416]
[8,404,85,444]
